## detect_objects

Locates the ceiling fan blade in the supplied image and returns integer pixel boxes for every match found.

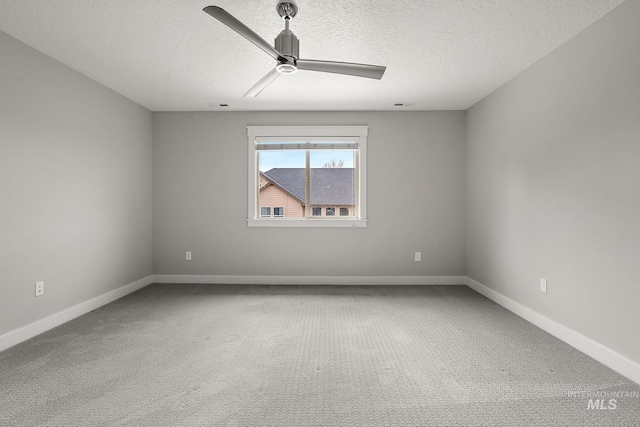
[296,59,386,79]
[203,6,284,62]
[244,68,281,97]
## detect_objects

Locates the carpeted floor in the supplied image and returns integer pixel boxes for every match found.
[1,284,638,426]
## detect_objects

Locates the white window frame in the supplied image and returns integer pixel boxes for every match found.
[248,126,368,228]
[260,207,271,217]
[273,206,284,217]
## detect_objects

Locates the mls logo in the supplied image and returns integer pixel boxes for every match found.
[587,399,617,410]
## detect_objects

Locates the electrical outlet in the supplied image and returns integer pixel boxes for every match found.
[540,278,547,293]
[414,252,422,262]
[186,251,192,261]
[35,281,44,297]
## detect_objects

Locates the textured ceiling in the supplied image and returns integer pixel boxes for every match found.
[0,0,626,111]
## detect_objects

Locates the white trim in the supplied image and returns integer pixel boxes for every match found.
[248,132,257,221]
[465,276,640,386]
[153,275,465,286]
[247,218,367,228]
[256,139,359,150]
[248,126,368,138]
[0,275,153,353]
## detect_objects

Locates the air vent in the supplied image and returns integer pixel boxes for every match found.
[393,102,416,107]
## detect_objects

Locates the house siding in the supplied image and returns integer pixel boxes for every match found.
[259,184,304,217]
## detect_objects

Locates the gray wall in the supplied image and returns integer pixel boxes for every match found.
[0,31,153,337]
[153,111,466,277]
[466,0,640,362]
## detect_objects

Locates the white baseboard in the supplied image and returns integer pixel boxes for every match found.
[465,276,640,386]
[0,275,154,353]
[153,275,466,286]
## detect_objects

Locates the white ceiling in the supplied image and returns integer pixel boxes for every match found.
[0,0,626,111]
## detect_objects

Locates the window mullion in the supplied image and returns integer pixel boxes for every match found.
[305,149,311,217]
[355,150,360,218]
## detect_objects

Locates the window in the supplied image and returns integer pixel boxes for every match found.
[261,207,271,217]
[248,126,367,228]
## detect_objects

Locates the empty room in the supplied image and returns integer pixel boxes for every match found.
[1,0,639,425]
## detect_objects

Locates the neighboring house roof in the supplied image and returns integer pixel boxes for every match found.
[261,168,355,205]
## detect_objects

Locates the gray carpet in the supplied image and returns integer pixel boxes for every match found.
[1,284,638,426]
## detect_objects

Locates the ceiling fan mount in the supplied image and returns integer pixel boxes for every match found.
[276,1,298,20]
[203,2,386,97]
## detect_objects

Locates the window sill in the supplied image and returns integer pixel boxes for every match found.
[247,218,368,228]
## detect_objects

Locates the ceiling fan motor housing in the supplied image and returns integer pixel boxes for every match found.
[275,29,299,71]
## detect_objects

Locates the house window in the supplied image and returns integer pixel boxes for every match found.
[248,126,368,228]
[260,207,271,217]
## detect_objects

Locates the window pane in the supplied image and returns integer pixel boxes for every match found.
[259,150,306,172]
[261,207,271,217]
[259,151,305,218]
[312,207,322,216]
[309,149,355,168]
[309,150,356,218]
[339,207,349,216]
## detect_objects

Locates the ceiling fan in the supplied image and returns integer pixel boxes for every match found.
[203,1,386,97]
